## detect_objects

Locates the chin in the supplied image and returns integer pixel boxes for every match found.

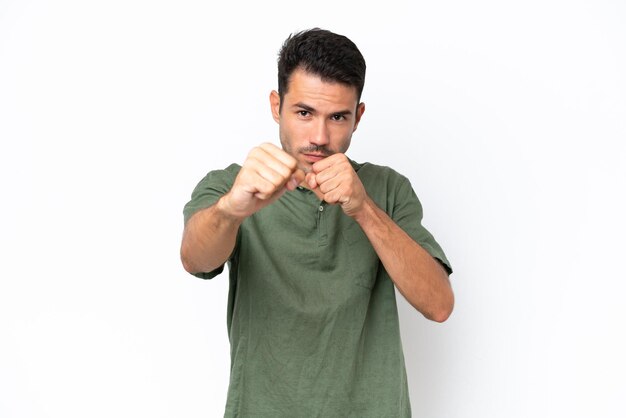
[297,160,313,173]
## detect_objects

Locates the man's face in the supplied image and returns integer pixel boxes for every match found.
[270,68,365,173]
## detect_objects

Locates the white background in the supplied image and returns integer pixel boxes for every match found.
[1,1,625,417]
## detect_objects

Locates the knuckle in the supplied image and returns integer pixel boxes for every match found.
[268,167,286,183]
[285,155,298,170]
[256,192,270,200]
[269,176,284,188]
[260,142,277,151]
[275,164,292,179]
[263,179,278,191]
[248,147,262,158]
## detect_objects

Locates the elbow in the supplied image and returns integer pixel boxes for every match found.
[430,307,453,323]
[181,256,197,275]
[180,241,221,275]
[180,255,195,275]
[180,243,199,275]
[428,290,455,323]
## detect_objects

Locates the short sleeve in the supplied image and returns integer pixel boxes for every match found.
[183,164,240,224]
[391,176,453,275]
[182,164,241,279]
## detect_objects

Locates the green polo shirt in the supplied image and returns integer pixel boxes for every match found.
[183,160,452,418]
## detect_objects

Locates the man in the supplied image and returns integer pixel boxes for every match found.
[181,28,453,417]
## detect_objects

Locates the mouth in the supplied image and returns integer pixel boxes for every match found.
[302,153,327,163]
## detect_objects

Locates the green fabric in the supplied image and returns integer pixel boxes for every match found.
[183,160,452,418]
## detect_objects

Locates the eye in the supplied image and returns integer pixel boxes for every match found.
[331,114,345,121]
[298,110,310,117]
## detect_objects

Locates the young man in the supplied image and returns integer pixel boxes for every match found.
[181,28,453,417]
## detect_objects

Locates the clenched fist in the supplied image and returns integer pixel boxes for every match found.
[305,153,368,217]
[219,143,305,219]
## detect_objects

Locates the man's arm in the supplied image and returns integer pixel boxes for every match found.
[306,154,454,322]
[180,143,304,275]
[353,197,454,322]
[180,199,242,274]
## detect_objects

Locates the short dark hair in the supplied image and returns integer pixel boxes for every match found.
[277,28,366,107]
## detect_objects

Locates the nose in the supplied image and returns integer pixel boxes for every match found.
[309,120,330,147]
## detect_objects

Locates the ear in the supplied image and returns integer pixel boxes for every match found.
[270,90,281,123]
[352,102,366,132]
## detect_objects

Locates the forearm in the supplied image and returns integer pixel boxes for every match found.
[180,196,242,274]
[353,197,454,322]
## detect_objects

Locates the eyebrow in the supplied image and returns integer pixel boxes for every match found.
[292,102,353,116]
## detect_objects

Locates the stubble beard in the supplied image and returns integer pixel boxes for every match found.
[280,138,335,174]
[279,132,353,174]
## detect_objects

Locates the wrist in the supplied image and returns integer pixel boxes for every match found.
[216,193,246,224]
[351,195,376,224]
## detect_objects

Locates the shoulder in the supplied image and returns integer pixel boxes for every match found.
[194,163,241,189]
[208,162,242,180]
[350,159,417,211]
[351,159,411,189]
[183,163,241,224]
